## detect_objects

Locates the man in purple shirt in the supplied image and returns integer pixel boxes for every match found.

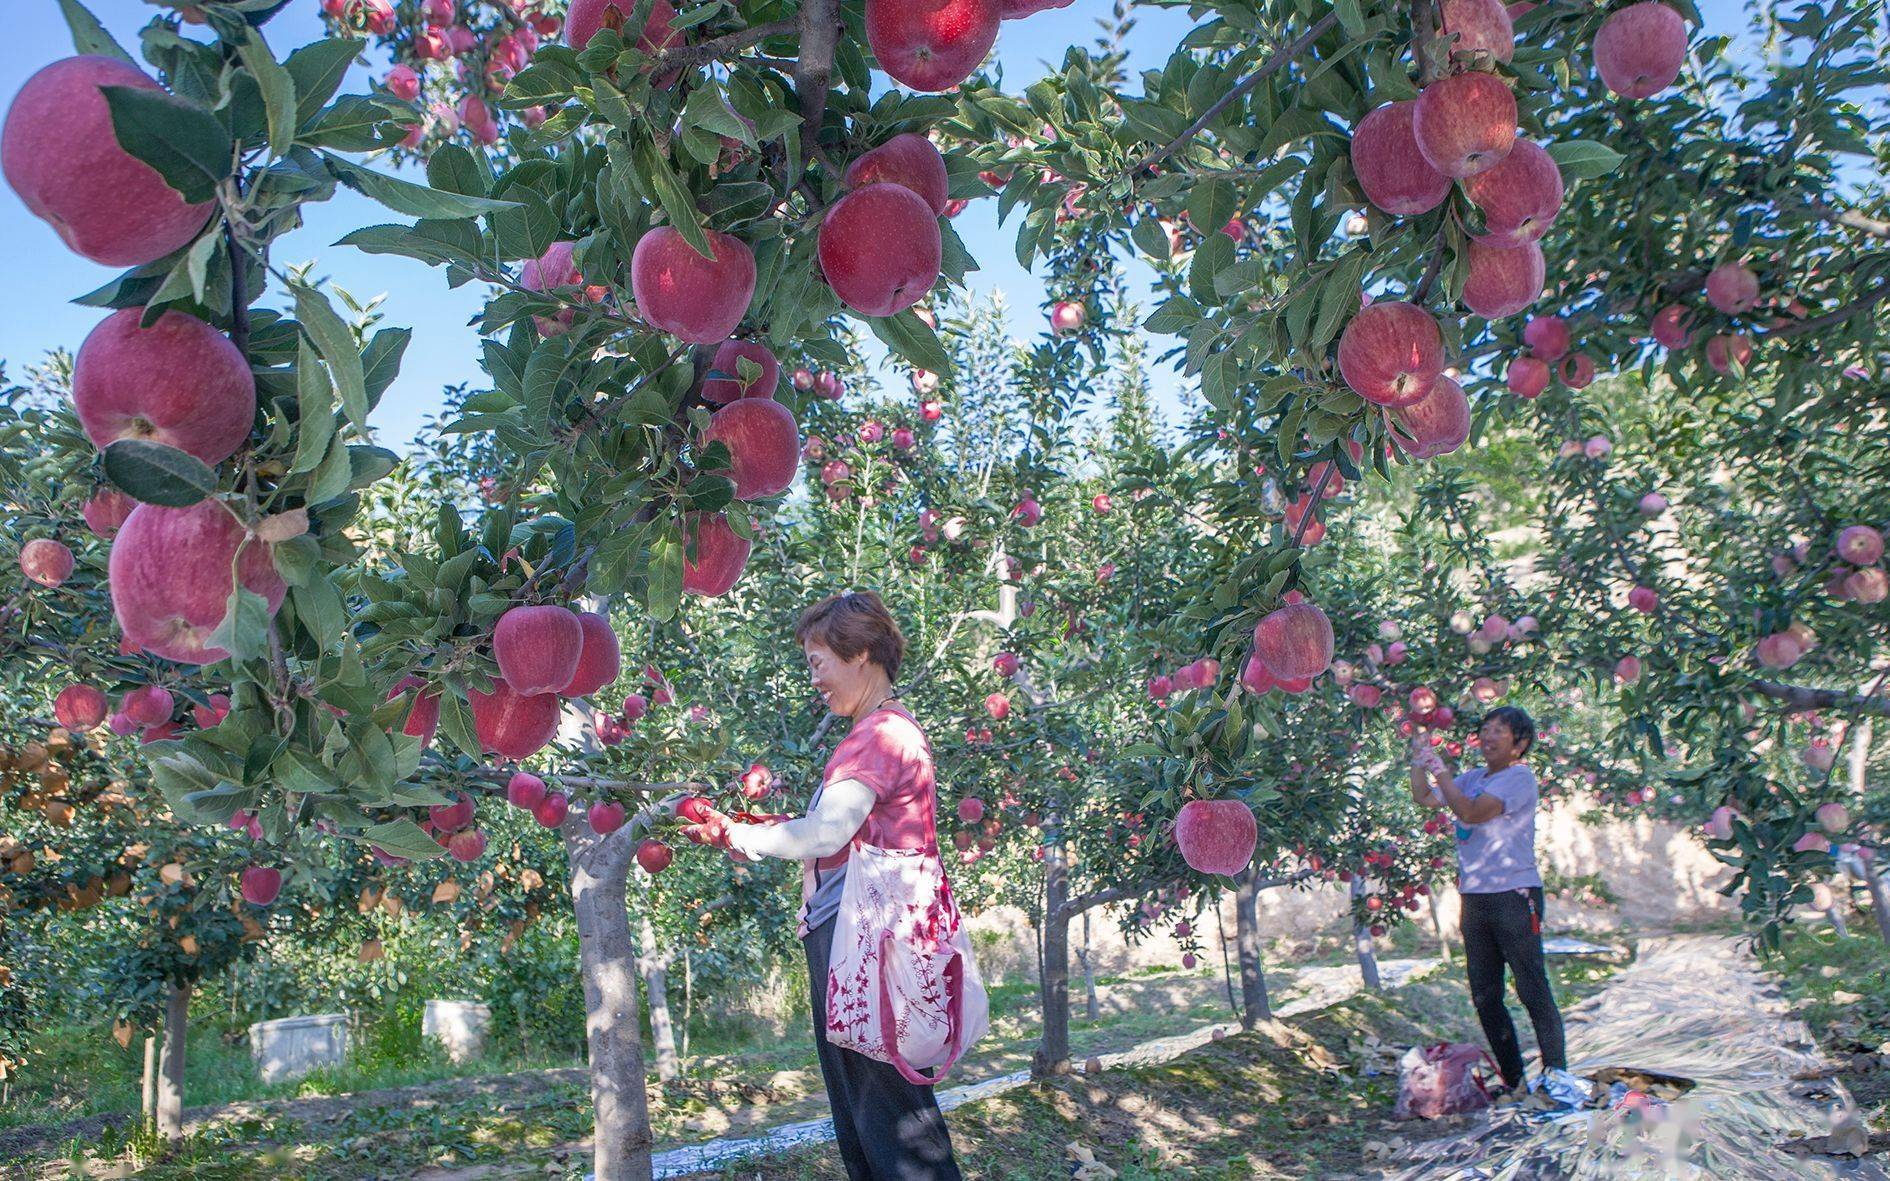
[1408,706,1567,1096]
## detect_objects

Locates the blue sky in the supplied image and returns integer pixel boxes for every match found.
[1,0,1754,452]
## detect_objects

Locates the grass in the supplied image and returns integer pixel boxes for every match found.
[1769,921,1890,1128]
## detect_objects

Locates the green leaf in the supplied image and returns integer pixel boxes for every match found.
[237,26,298,156]
[320,152,517,219]
[206,585,272,665]
[290,341,334,475]
[359,818,448,862]
[306,435,353,505]
[284,38,363,125]
[335,221,483,268]
[346,445,400,491]
[1547,141,1626,180]
[58,0,132,62]
[1186,180,1236,238]
[101,85,234,205]
[436,690,481,760]
[103,439,217,506]
[634,136,711,258]
[647,527,684,621]
[299,95,401,150]
[867,310,954,378]
[362,327,410,409]
[290,281,369,433]
[145,227,220,308]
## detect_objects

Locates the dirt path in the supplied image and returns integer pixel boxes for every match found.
[1386,934,1890,1180]
[647,956,1438,1178]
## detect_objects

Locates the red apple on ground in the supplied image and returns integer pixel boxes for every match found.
[1412,72,1517,178]
[843,133,950,215]
[469,681,561,760]
[73,308,256,466]
[1391,375,1471,459]
[1463,240,1544,319]
[493,604,584,696]
[1175,799,1258,876]
[55,684,108,731]
[683,512,753,597]
[559,611,622,697]
[631,225,756,345]
[19,538,73,587]
[1252,601,1335,679]
[2,57,217,266]
[702,397,800,500]
[865,0,1001,92]
[702,339,780,403]
[110,501,286,665]
[1338,301,1444,407]
[1593,2,1687,99]
[818,184,942,317]
[1349,101,1451,216]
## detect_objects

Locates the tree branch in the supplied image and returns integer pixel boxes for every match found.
[1760,276,1890,341]
[1750,680,1890,718]
[661,18,797,72]
[794,0,838,160]
[1127,12,1339,178]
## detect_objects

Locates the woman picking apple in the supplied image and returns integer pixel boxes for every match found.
[678,590,977,1180]
[1407,706,1570,1100]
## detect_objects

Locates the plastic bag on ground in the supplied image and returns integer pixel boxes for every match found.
[1394,1042,1498,1120]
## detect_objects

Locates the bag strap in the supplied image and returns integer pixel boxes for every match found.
[875,930,969,1087]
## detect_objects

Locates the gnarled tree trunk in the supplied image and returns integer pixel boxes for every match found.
[156,981,188,1140]
[1233,869,1272,1027]
[1032,824,1072,1077]
[565,821,654,1181]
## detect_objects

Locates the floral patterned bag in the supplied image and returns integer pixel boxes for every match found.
[821,835,989,1085]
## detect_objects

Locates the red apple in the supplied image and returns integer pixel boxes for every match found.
[1440,0,1514,62]
[566,0,680,52]
[469,680,561,760]
[1705,333,1753,375]
[1705,261,1760,314]
[109,501,286,665]
[865,0,1001,92]
[521,240,584,337]
[383,64,421,101]
[1650,304,1694,349]
[2,57,217,266]
[1559,352,1596,388]
[1175,799,1257,876]
[1337,301,1444,407]
[1050,301,1086,333]
[82,488,135,538]
[493,604,583,696]
[958,797,985,823]
[636,838,672,873]
[588,800,626,834]
[1412,71,1517,178]
[818,184,942,317]
[985,692,1011,720]
[388,676,440,747]
[1628,585,1659,613]
[559,611,622,697]
[683,512,753,597]
[1593,2,1687,99]
[1252,601,1334,680]
[19,538,73,588]
[993,651,1019,677]
[701,397,800,500]
[507,771,548,809]
[1391,376,1471,459]
[631,225,756,345]
[54,684,108,731]
[532,790,570,828]
[1507,355,1550,398]
[1464,140,1562,246]
[447,828,488,861]
[122,684,174,727]
[843,133,950,215]
[741,762,774,800]
[1462,239,1544,319]
[1837,526,1884,567]
[430,791,476,831]
[240,865,282,906]
[73,308,255,466]
[1350,101,1451,216]
[702,339,779,403]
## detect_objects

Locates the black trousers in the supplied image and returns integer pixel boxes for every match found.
[1460,887,1567,1088]
[803,918,963,1181]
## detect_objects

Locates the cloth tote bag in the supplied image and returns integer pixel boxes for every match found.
[821,836,989,1085]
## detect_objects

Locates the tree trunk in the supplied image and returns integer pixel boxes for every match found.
[1863,862,1890,947]
[1033,827,1072,1077]
[141,1034,157,1133]
[155,981,188,1141]
[566,823,654,1181]
[638,914,679,1084]
[1428,886,1453,961]
[1079,909,1099,1022]
[1234,869,1272,1028]
[1350,877,1382,991]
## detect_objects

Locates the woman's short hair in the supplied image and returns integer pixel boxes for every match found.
[795,590,906,680]
[1484,705,1536,752]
